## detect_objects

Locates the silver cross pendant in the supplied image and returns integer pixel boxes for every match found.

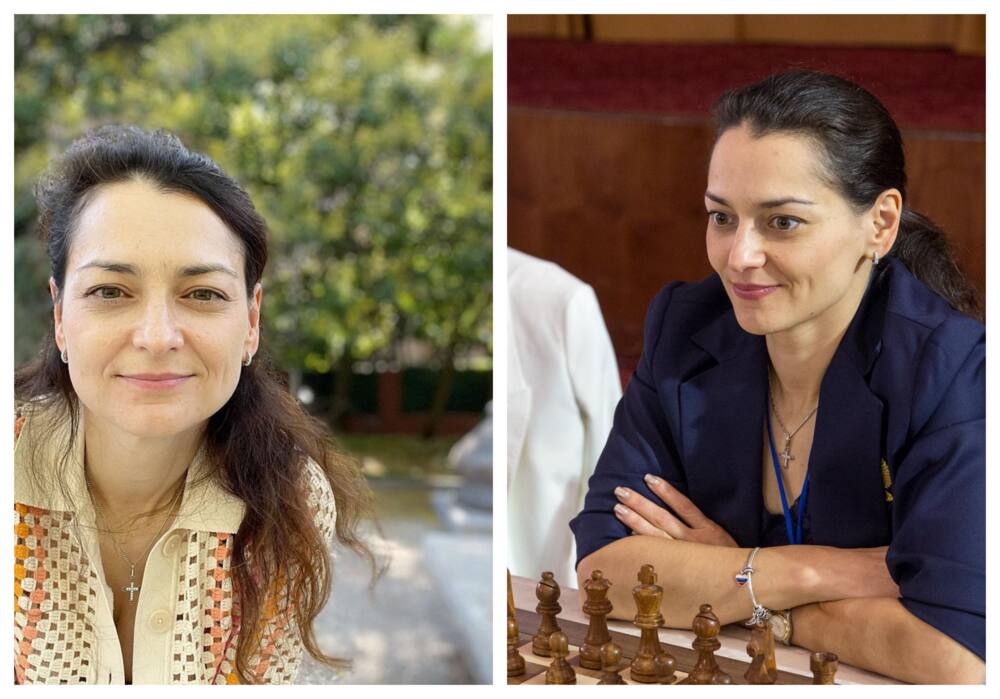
[780,436,795,470]
[124,563,140,602]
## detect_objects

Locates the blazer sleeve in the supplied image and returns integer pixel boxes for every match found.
[569,282,687,568]
[885,317,985,660]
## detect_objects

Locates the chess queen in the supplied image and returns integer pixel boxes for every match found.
[14,126,376,684]
[571,71,984,684]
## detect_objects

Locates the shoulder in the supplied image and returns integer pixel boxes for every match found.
[508,248,592,304]
[641,274,731,356]
[875,259,984,430]
[879,258,983,375]
[881,257,983,349]
[300,457,337,547]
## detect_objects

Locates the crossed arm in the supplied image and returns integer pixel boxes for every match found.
[576,476,984,684]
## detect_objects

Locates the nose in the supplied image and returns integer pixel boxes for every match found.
[132,296,184,355]
[727,220,767,273]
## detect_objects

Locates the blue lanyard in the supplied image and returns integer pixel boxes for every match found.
[765,406,810,545]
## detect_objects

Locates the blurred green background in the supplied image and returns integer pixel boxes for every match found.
[14,14,492,451]
[14,15,493,682]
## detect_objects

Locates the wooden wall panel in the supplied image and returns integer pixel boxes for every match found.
[743,15,958,48]
[506,15,577,39]
[508,108,985,359]
[508,15,985,54]
[592,15,739,43]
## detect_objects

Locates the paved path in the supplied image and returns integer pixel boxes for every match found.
[297,486,478,684]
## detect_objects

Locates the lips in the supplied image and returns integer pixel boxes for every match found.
[121,373,191,380]
[119,373,194,390]
[731,282,781,300]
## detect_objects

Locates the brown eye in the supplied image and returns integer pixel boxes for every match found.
[710,212,732,226]
[770,216,801,231]
[90,286,125,300]
[188,288,226,302]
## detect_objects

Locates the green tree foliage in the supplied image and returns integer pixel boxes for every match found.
[14,15,493,423]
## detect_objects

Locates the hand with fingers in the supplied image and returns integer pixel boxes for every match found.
[613,473,739,547]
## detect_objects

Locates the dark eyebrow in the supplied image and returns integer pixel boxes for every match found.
[76,260,239,279]
[704,192,816,208]
[178,263,240,279]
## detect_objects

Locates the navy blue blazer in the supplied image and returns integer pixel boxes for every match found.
[570,257,985,659]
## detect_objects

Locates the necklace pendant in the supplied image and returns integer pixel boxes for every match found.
[780,436,795,471]
[124,564,140,603]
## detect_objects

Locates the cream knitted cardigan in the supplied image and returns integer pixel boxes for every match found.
[14,403,337,684]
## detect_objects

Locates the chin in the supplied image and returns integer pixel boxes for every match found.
[730,308,773,336]
[109,406,207,439]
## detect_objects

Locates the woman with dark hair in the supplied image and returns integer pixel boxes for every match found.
[571,71,984,683]
[14,125,376,684]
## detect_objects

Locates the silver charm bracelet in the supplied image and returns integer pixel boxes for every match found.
[735,546,771,626]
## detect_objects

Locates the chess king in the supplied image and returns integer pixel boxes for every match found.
[570,70,984,684]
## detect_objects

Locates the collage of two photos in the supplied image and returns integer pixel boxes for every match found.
[9,9,987,687]
[505,12,984,686]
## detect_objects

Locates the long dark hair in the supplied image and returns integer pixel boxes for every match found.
[16,124,377,682]
[711,70,982,321]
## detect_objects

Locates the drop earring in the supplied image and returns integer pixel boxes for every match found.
[243,352,253,367]
[872,251,880,267]
[61,349,68,364]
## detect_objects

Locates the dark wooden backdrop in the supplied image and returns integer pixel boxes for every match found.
[508,107,985,360]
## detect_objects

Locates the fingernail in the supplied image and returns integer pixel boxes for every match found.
[614,504,629,516]
[615,486,630,499]
[644,474,662,487]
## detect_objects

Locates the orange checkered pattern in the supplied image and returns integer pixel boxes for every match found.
[14,451,336,684]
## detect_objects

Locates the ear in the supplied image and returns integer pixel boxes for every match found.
[245,282,263,358]
[870,188,902,259]
[49,277,66,354]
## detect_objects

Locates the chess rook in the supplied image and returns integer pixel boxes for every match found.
[811,651,839,684]
[533,571,562,657]
[579,570,613,670]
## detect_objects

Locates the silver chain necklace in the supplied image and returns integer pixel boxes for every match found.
[85,474,185,603]
[767,379,818,471]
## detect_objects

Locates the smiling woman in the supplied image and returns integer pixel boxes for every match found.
[14,125,376,684]
[571,71,984,684]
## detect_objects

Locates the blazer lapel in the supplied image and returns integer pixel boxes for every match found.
[679,311,767,547]
[676,266,891,548]
[808,273,892,547]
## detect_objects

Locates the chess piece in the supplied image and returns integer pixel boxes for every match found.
[579,570,613,670]
[654,652,677,683]
[629,564,675,683]
[597,641,627,685]
[744,620,777,684]
[507,570,526,676]
[508,617,526,676]
[683,603,733,684]
[544,631,576,684]
[533,571,562,657]
[811,651,839,684]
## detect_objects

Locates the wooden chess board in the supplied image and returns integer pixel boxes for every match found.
[509,609,812,685]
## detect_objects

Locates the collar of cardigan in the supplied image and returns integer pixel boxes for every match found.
[14,399,246,534]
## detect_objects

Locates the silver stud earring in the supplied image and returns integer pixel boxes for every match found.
[61,349,68,364]
[243,352,253,367]
[873,251,880,267]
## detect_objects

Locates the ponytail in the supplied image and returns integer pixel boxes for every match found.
[890,209,982,322]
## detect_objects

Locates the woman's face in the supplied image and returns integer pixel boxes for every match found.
[705,124,875,338]
[51,178,262,439]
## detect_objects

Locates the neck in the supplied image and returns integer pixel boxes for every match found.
[82,407,204,522]
[765,272,870,412]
